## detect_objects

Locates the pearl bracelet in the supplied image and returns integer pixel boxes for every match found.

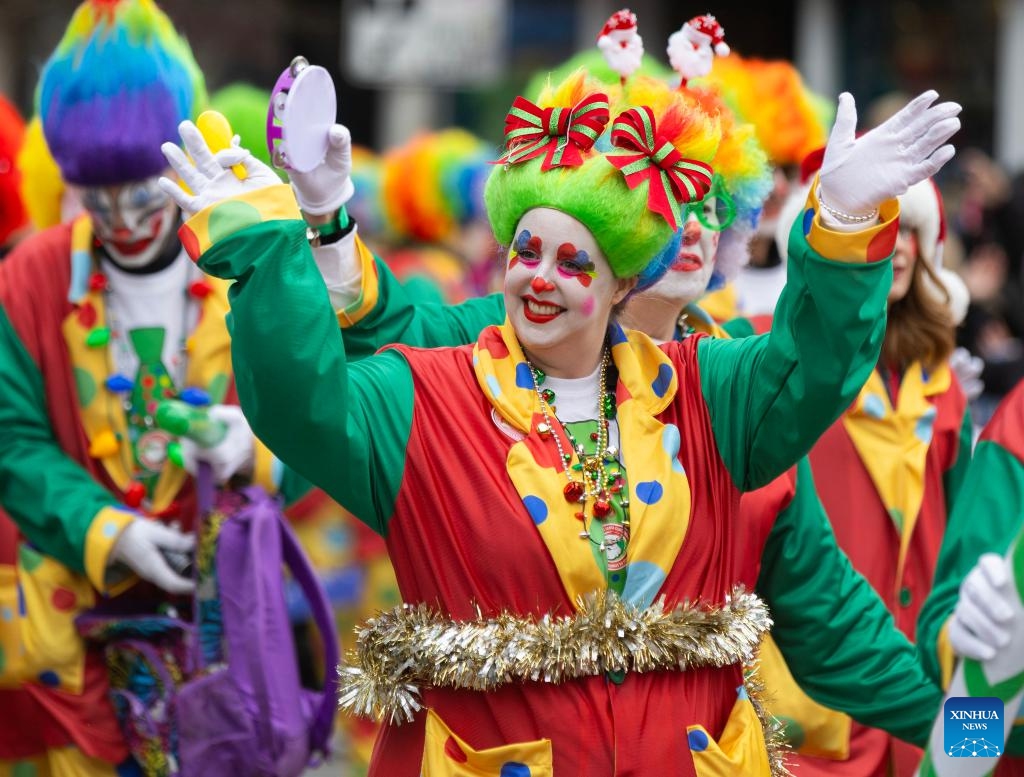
[816,185,879,224]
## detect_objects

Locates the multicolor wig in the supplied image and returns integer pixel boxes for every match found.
[381,128,491,244]
[699,54,833,168]
[623,76,772,285]
[38,0,206,186]
[485,70,722,290]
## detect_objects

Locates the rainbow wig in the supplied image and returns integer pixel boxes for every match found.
[381,128,491,244]
[0,96,28,244]
[38,0,206,186]
[699,54,833,168]
[522,48,674,107]
[347,145,385,240]
[485,70,722,290]
[624,76,772,286]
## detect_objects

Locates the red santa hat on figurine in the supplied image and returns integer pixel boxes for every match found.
[667,14,731,86]
[597,9,644,81]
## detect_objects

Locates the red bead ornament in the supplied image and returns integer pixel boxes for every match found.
[124,482,146,508]
[88,272,108,292]
[563,481,585,503]
[593,498,612,518]
[574,511,586,521]
[188,280,213,299]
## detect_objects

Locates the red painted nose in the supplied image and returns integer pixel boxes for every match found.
[682,218,701,246]
[531,275,555,293]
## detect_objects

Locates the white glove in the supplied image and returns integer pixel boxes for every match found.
[287,124,355,216]
[819,90,961,218]
[948,553,1015,661]
[949,346,985,402]
[159,121,282,219]
[110,518,195,595]
[180,404,256,485]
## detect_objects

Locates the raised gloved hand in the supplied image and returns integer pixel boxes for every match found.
[287,124,355,216]
[159,121,282,219]
[179,404,256,485]
[949,346,985,402]
[948,553,1015,661]
[110,518,195,594]
[819,90,961,219]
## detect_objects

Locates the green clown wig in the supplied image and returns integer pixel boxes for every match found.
[484,70,722,290]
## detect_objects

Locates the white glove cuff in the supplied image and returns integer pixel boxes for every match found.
[294,178,355,217]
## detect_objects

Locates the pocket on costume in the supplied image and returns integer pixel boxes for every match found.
[758,633,851,759]
[0,546,95,691]
[688,693,772,777]
[421,708,552,777]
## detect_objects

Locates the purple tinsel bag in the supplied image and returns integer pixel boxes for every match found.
[80,466,339,777]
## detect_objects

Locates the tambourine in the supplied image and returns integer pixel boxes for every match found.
[266,56,337,173]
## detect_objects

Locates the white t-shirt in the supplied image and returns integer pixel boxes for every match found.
[102,249,200,385]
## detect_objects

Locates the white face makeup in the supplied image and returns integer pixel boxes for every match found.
[72,172,178,268]
[503,208,634,378]
[890,228,920,304]
[644,212,721,307]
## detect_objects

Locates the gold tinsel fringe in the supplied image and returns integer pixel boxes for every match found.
[744,662,794,777]
[337,586,771,725]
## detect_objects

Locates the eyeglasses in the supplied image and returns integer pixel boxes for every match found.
[682,174,736,232]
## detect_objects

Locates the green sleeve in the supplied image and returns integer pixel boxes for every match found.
[942,408,973,512]
[0,305,123,573]
[720,316,755,339]
[343,257,505,358]
[758,458,942,746]
[917,439,1024,684]
[197,219,415,535]
[697,222,890,490]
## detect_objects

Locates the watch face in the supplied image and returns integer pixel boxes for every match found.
[137,428,172,472]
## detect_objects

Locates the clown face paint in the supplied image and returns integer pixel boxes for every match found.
[72,172,178,269]
[504,208,634,378]
[891,228,920,304]
[645,212,721,307]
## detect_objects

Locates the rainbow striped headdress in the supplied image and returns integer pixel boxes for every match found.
[38,0,206,186]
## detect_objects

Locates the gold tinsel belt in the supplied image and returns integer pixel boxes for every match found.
[336,586,771,724]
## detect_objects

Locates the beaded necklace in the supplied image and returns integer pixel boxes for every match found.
[89,263,211,509]
[526,348,631,557]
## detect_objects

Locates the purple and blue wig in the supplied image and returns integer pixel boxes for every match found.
[38,0,206,187]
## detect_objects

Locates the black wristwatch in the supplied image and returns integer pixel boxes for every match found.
[306,208,354,247]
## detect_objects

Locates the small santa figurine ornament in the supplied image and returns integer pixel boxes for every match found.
[667,13,731,89]
[597,9,644,85]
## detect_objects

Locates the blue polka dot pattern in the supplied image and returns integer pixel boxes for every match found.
[636,481,663,505]
[862,394,886,419]
[37,670,60,687]
[0,606,12,622]
[662,424,685,474]
[486,374,503,399]
[915,407,937,443]
[621,561,667,609]
[688,729,710,752]
[651,364,674,398]
[523,495,548,525]
[500,764,532,777]
[515,362,535,389]
[609,324,628,346]
[802,208,814,236]
[103,520,119,538]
